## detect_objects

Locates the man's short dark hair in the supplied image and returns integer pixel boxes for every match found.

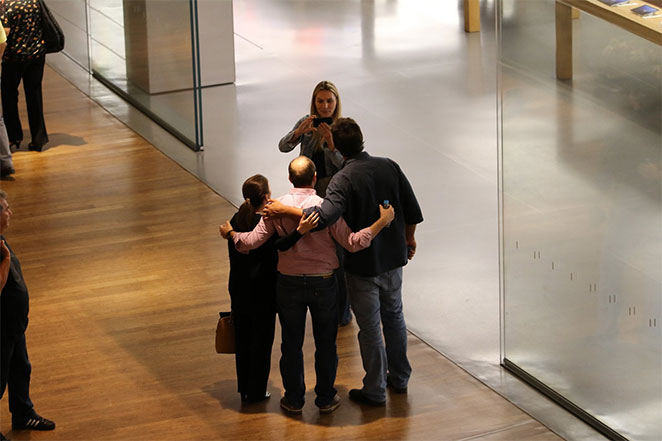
[332,117,364,157]
[289,156,316,188]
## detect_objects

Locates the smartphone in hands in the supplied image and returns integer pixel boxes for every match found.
[312,117,333,127]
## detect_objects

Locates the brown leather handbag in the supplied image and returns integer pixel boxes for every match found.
[215,312,235,354]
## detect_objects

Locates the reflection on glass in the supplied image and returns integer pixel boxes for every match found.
[89,0,201,149]
[48,0,90,70]
[499,1,661,439]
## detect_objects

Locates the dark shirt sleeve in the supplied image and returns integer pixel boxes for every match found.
[274,229,303,251]
[304,173,348,230]
[394,160,423,225]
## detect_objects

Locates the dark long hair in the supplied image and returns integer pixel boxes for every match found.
[236,174,270,231]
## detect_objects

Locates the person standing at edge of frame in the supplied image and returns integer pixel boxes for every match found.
[1,0,49,152]
[0,23,15,178]
[1,190,56,441]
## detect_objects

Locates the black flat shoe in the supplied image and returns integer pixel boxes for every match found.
[28,143,43,152]
[241,391,271,403]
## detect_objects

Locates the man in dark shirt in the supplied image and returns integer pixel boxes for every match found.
[0,190,55,439]
[265,118,423,406]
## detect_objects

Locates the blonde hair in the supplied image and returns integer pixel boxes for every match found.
[308,81,342,151]
[309,80,342,120]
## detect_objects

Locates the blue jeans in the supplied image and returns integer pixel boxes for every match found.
[346,267,411,402]
[0,115,13,168]
[276,273,338,408]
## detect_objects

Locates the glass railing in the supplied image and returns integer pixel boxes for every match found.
[498,1,661,439]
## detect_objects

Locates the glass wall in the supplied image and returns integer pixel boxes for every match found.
[498,1,661,439]
[48,0,90,70]
[89,0,202,149]
[52,0,205,150]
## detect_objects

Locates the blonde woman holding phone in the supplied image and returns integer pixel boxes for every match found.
[279,81,344,197]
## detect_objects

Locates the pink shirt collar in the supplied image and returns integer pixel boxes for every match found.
[289,187,316,195]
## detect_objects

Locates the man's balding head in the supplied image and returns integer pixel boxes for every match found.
[288,156,316,188]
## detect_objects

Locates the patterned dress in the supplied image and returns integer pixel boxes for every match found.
[1,0,45,62]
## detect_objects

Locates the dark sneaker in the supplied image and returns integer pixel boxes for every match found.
[318,394,341,414]
[349,389,386,407]
[12,414,55,431]
[279,397,303,415]
[386,376,408,394]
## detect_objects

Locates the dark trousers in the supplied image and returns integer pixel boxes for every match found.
[231,299,276,399]
[335,245,352,325]
[1,57,48,147]
[0,332,34,419]
[276,273,338,408]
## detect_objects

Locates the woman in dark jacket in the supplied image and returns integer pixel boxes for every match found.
[224,174,278,403]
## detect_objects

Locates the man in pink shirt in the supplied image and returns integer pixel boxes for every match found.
[219,156,393,415]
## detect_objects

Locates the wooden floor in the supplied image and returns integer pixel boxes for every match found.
[0,67,561,440]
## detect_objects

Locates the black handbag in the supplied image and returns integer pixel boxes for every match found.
[38,0,65,53]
